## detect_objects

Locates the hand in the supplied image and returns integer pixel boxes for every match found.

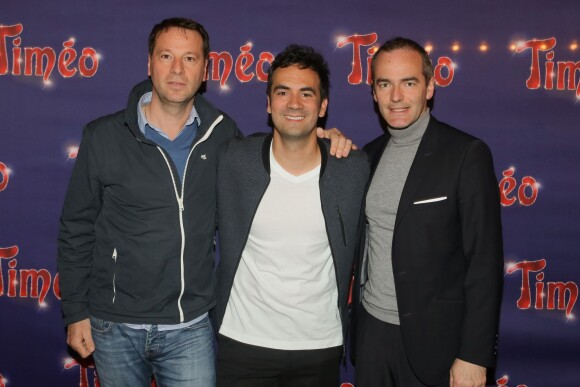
[67,318,95,358]
[316,127,358,158]
[449,358,486,387]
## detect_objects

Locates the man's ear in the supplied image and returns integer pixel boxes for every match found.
[426,77,435,100]
[319,98,329,118]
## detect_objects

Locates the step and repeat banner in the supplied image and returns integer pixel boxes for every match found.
[1,1,579,386]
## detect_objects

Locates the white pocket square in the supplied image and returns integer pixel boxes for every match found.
[413,196,447,205]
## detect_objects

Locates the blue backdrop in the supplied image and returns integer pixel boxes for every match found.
[1,1,579,386]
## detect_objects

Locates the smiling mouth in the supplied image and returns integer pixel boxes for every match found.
[284,115,305,121]
[389,107,408,112]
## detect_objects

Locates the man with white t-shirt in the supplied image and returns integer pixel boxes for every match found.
[214,45,369,387]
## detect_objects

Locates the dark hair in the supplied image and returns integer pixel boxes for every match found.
[267,44,330,101]
[148,17,210,59]
[371,37,433,83]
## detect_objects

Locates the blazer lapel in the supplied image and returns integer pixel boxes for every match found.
[395,118,439,229]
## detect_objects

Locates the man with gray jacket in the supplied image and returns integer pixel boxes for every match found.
[214,45,369,387]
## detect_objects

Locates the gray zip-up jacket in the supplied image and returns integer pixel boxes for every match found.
[214,134,369,343]
[58,79,242,325]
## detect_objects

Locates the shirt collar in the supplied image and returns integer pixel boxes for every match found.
[137,92,200,139]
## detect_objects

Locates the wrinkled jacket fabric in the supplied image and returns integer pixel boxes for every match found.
[214,134,370,343]
[58,79,242,325]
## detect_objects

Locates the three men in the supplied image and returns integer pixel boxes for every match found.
[214,45,369,386]
[352,37,504,387]
[58,16,502,387]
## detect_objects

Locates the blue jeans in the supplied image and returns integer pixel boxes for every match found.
[90,315,215,387]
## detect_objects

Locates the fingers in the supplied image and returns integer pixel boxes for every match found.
[67,319,95,358]
[339,138,354,158]
[316,127,357,158]
[82,331,96,357]
[330,133,340,157]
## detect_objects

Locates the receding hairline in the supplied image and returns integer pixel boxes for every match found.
[372,47,432,84]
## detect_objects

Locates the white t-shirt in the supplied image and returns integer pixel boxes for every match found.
[219,147,342,350]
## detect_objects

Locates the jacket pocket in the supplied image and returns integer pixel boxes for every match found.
[89,316,113,334]
[413,196,447,205]
[433,296,463,304]
[336,206,347,246]
[411,196,449,212]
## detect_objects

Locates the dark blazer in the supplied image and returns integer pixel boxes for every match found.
[351,116,504,385]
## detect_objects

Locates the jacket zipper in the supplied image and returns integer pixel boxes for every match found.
[155,115,224,322]
[112,247,117,303]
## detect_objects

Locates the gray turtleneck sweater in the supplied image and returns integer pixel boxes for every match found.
[362,110,430,325]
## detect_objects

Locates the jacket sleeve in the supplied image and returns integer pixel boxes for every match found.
[57,125,103,325]
[456,139,504,367]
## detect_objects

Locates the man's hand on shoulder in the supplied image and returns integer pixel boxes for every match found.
[316,127,358,158]
[67,318,95,358]
[450,358,486,387]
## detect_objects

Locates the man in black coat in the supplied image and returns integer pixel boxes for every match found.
[352,37,504,387]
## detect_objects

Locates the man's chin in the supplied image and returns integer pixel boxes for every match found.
[386,121,412,130]
[274,127,316,141]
